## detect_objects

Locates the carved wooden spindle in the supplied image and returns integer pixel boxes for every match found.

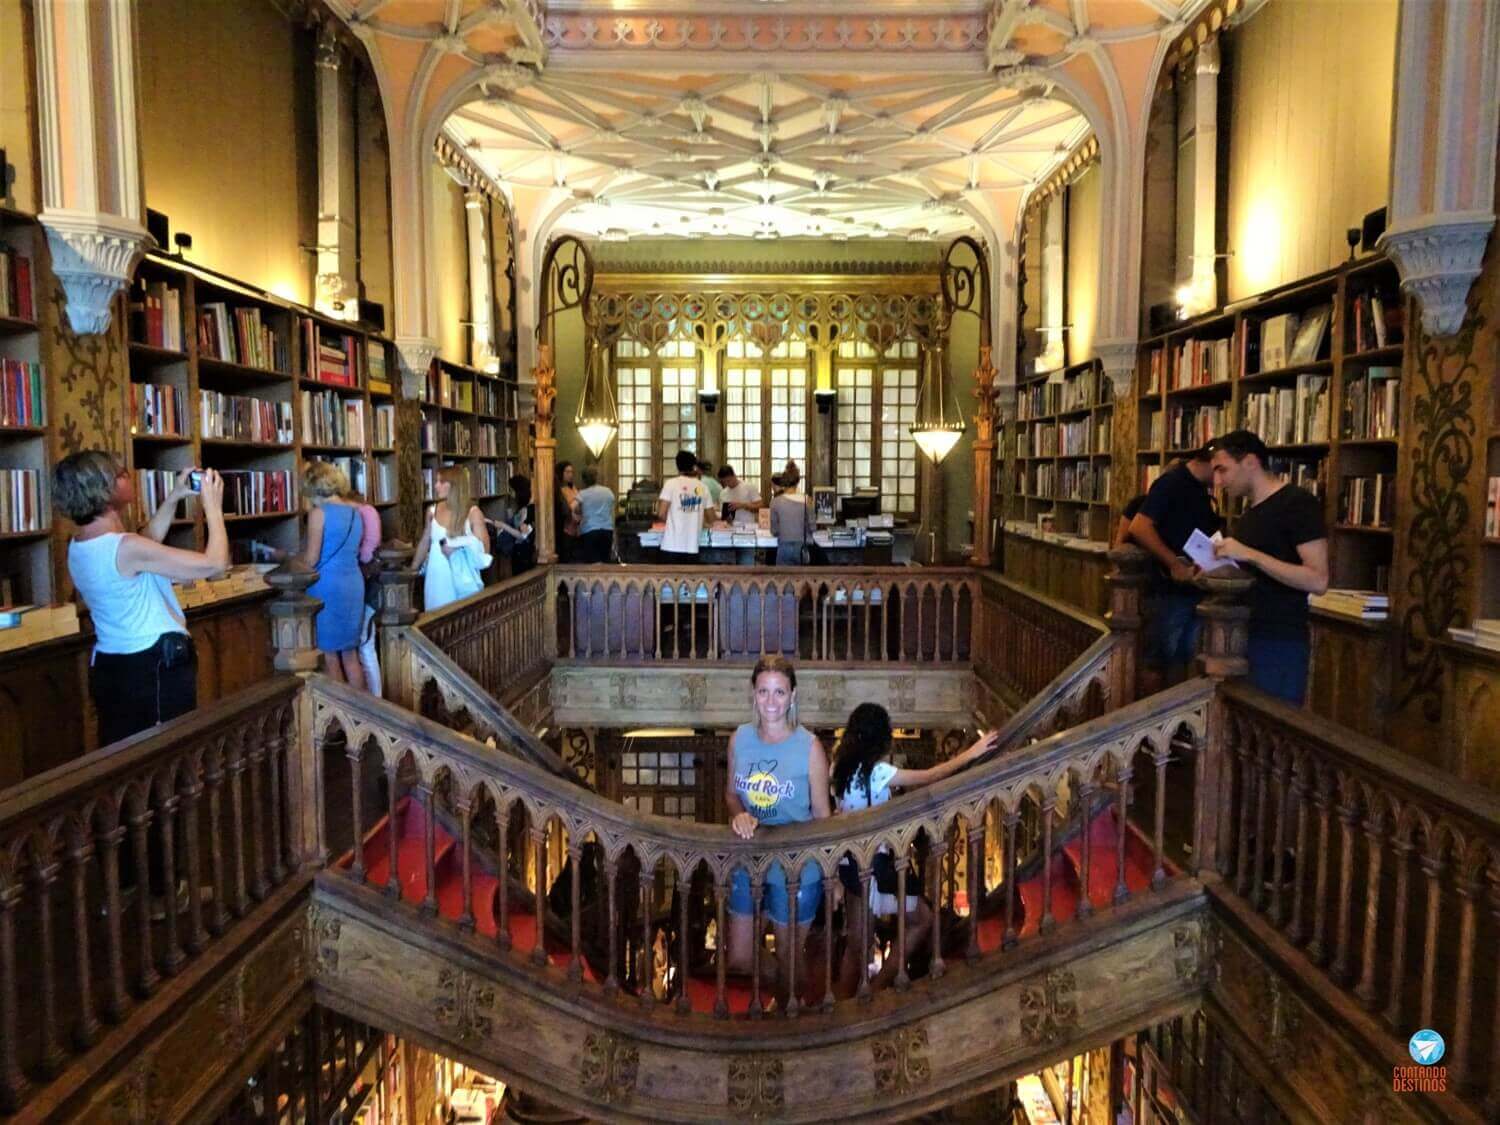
[1354,809,1387,1009]
[1152,744,1172,892]
[66,826,100,1048]
[227,737,251,917]
[1330,786,1361,984]
[179,771,207,955]
[1306,771,1334,965]
[1248,741,1269,910]
[532,828,550,967]
[97,819,128,1022]
[1039,800,1056,934]
[1233,741,1255,899]
[1002,810,1021,950]
[749,873,765,1018]
[1075,781,1095,919]
[857,862,873,1003]
[126,795,160,995]
[30,841,64,1076]
[200,745,229,939]
[457,800,475,932]
[155,780,185,974]
[571,845,586,987]
[785,866,803,1016]
[495,807,511,951]
[1114,765,1134,905]
[1266,748,1290,928]
[383,760,401,900]
[673,867,689,1012]
[266,721,287,884]
[1450,865,1480,1091]
[893,859,910,990]
[1485,868,1500,1118]
[1416,845,1446,1029]
[1286,754,1312,945]
[713,879,728,1019]
[928,841,947,978]
[420,786,438,917]
[346,746,366,885]
[967,821,985,960]
[639,869,655,1010]
[599,853,619,995]
[0,878,28,1112]
[1383,833,1415,1028]
[822,873,837,1011]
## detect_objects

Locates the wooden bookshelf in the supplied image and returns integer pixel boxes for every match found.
[125,253,407,557]
[422,356,520,516]
[1132,254,1407,597]
[0,210,50,607]
[1006,358,1114,541]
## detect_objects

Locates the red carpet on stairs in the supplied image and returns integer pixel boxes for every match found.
[338,799,1161,1014]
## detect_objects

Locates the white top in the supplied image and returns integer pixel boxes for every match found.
[658,475,712,553]
[837,761,900,812]
[422,517,492,611]
[68,533,187,655]
[721,481,762,527]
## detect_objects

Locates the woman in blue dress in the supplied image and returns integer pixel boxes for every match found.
[301,461,367,691]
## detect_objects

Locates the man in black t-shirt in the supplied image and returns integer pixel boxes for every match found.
[1129,451,1221,683]
[1207,430,1329,705]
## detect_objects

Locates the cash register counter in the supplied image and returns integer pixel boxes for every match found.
[625,524,916,565]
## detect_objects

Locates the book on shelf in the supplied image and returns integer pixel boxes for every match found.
[311,455,367,498]
[1450,619,1500,652]
[1292,374,1330,443]
[420,415,438,452]
[1171,337,1232,389]
[1241,387,1298,445]
[131,382,186,437]
[0,468,42,533]
[1060,365,1104,411]
[422,467,436,501]
[1339,473,1395,528]
[300,388,366,448]
[440,371,475,412]
[1342,366,1400,440]
[1350,291,1405,352]
[1,358,44,428]
[1017,380,1060,421]
[1029,422,1058,457]
[373,403,395,448]
[1258,313,1298,373]
[1137,463,1164,493]
[476,423,499,457]
[1308,589,1389,620]
[1485,476,1500,538]
[136,469,197,522]
[1145,349,1165,395]
[442,420,474,456]
[1094,412,1113,454]
[1288,305,1331,363]
[474,461,500,497]
[200,390,294,444]
[301,320,362,387]
[197,302,288,372]
[1146,407,1164,450]
[220,469,294,516]
[1265,456,1324,498]
[371,458,396,504]
[129,279,184,351]
[1167,402,1228,450]
[0,246,35,321]
[368,346,391,395]
[0,603,80,653]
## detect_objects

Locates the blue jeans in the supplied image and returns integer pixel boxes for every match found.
[1247,633,1309,705]
[1145,588,1200,668]
[728,861,822,926]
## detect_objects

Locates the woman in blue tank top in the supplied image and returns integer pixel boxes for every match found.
[724,654,830,1008]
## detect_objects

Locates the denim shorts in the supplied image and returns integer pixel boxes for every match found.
[1247,633,1310,705]
[728,861,822,926]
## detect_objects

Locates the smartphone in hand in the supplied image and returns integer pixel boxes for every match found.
[187,470,204,492]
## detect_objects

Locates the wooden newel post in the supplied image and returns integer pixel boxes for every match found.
[1194,573,1254,680]
[376,541,418,708]
[266,559,322,674]
[1105,545,1149,704]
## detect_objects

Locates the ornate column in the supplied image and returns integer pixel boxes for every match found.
[1105,545,1149,706]
[1194,573,1254,681]
[465,189,496,370]
[314,22,359,320]
[265,559,324,865]
[375,542,417,706]
[1380,0,1500,335]
[970,344,1000,567]
[533,344,558,564]
[32,0,150,335]
[1177,39,1221,317]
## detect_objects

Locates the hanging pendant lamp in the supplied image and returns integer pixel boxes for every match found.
[575,339,618,457]
[910,338,965,463]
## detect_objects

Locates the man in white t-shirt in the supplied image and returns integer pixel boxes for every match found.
[717,463,763,566]
[656,450,718,561]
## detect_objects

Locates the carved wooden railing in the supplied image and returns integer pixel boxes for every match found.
[0,677,303,1112]
[415,567,551,705]
[551,566,978,665]
[985,631,1128,756]
[976,572,1108,711]
[310,673,1213,1021]
[1216,685,1500,1112]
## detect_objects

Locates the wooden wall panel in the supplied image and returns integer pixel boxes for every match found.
[998,533,1111,619]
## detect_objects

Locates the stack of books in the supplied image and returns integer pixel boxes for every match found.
[1308,590,1389,621]
[131,382,186,437]
[172,565,275,610]
[302,321,361,386]
[1449,619,1500,651]
[130,280,183,350]
[1342,366,1400,439]
[1,357,44,428]
[0,467,42,532]
[0,246,35,321]
[0,603,80,652]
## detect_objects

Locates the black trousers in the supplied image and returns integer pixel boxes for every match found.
[91,636,198,891]
[580,529,614,563]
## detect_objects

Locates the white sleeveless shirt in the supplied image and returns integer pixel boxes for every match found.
[68,533,187,655]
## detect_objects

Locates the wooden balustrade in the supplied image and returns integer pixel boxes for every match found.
[310,673,1213,1023]
[551,566,978,665]
[1217,684,1500,1109]
[415,569,552,704]
[0,677,302,1111]
[976,572,1107,710]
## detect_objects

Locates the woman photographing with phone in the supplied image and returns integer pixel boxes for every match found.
[55,452,230,745]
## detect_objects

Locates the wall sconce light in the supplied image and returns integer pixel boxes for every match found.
[814,388,836,414]
[698,388,720,413]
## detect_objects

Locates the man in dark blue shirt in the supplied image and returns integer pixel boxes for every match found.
[1128,450,1221,684]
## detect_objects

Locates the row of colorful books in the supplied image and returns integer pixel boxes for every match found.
[136,469,197,521]
[1338,473,1395,528]
[1348,290,1403,353]
[197,302,288,373]
[129,280,184,351]
[200,390,295,444]
[1171,336,1232,389]
[301,389,366,449]
[0,358,44,428]
[1240,375,1330,445]
[0,468,42,533]
[221,469,294,516]
[131,381,187,437]
[0,247,34,321]
[1342,367,1400,440]
[301,320,363,387]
